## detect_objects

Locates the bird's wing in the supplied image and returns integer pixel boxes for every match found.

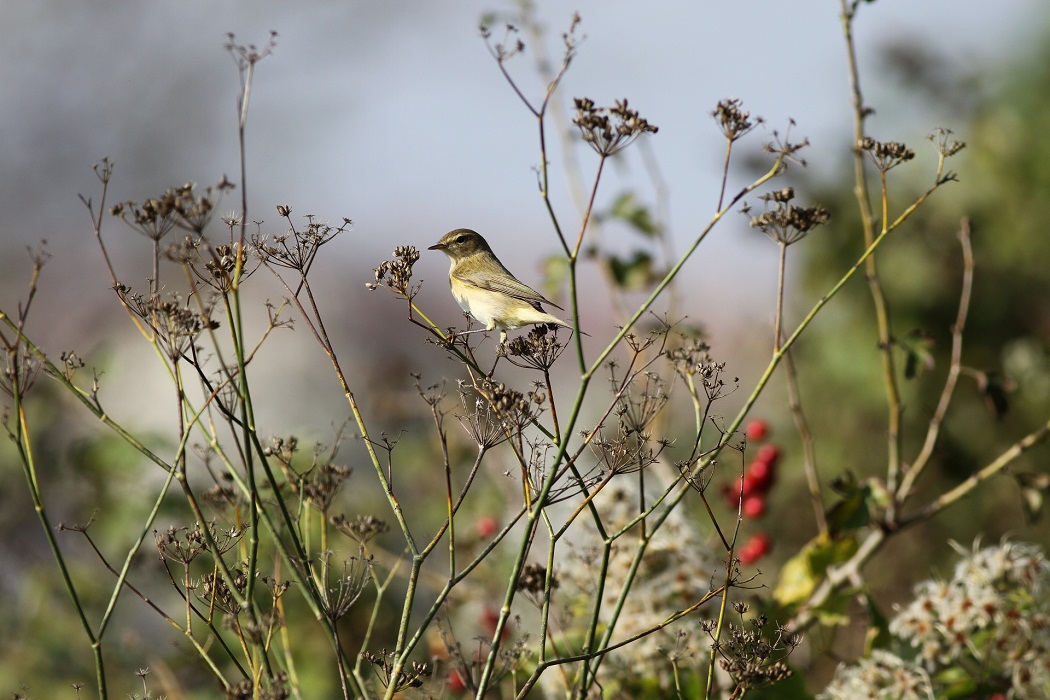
[452,264,564,310]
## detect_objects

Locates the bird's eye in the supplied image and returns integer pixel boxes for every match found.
[455,235,466,244]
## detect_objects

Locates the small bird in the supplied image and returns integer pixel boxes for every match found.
[429,228,571,344]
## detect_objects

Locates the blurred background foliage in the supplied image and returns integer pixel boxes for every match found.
[767,21,1050,683]
[3,4,1050,698]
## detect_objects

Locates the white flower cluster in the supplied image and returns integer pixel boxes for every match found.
[822,650,933,700]
[822,539,1050,699]
[556,484,717,685]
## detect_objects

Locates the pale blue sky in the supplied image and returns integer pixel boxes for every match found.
[0,0,1045,410]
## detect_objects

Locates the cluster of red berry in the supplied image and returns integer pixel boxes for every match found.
[722,419,781,564]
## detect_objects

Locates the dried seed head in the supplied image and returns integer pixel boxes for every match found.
[928,127,966,158]
[859,136,916,171]
[368,245,419,295]
[748,191,830,246]
[712,98,763,141]
[331,513,390,544]
[505,324,565,370]
[573,97,658,157]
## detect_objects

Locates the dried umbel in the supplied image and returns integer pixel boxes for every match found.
[573,97,658,157]
[859,136,915,172]
[255,210,349,274]
[293,462,352,512]
[712,98,763,142]
[116,288,220,360]
[703,606,802,693]
[196,566,250,616]
[749,187,831,245]
[456,390,511,450]
[155,522,245,564]
[361,649,431,691]
[929,127,966,158]
[503,323,565,369]
[330,513,390,545]
[517,562,556,606]
[317,552,372,621]
[668,339,736,403]
[368,245,420,296]
[111,179,234,239]
[478,380,537,433]
[168,236,255,291]
[517,563,555,596]
[1,348,42,398]
[590,424,665,477]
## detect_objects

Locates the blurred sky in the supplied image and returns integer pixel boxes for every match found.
[0,0,1046,425]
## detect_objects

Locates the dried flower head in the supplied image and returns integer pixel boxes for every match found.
[518,562,555,597]
[590,426,664,477]
[928,127,966,158]
[318,552,372,621]
[859,136,916,171]
[1,348,42,398]
[117,289,220,360]
[668,339,737,403]
[481,22,526,62]
[111,180,233,240]
[155,522,244,564]
[478,380,536,433]
[762,121,811,169]
[225,30,278,70]
[456,389,511,450]
[504,323,566,369]
[704,611,801,692]
[168,236,256,291]
[749,188,831,245]
[196,562,252,616]
[361,649,432,691]
[255,213,349,275]
[712,98,763,141]
[368,245,420,296]
[573,97,658,157]
[331,513,390,545]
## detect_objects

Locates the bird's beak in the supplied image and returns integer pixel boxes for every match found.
[428,242,446,251]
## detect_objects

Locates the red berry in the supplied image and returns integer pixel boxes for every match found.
[475,515,499,539]
[738,533,771,564]
[755,444,781,468]
[482,606,510,641]
[721,482,741,508]
[742,494,766,519]
[745,459,776,492]
[745,419,769,442]
[741,471,761,496]
[448,670,466,692]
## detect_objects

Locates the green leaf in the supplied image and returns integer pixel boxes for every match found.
[540,254,569,302]
[606,250,659,292]
[773,535,860,609]
[930,666,978,698]
[825,472,874,536]
[898,328,935,379]
[863,592,893,653]
[604,190,661,237]
[1016,471,1050,522]
[744,668,815,700]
